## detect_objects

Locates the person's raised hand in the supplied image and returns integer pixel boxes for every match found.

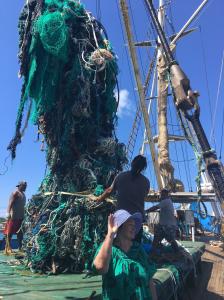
[6,212,11,220]
[88,195,103,202]
[107,214,118,237]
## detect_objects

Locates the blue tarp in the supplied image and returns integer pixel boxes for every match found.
[190,202,220,234]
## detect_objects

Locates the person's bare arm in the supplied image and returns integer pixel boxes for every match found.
[145,204,160,213]
[149,279,158,300]
[96,185,114,202]
[93,214,118,274]
[95,175,118,202]
[7,191,19,214]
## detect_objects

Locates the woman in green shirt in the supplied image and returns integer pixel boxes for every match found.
[93,209,157,300]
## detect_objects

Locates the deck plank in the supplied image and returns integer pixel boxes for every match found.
[187,240,224,300]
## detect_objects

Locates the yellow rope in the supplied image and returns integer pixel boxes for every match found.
[43,191,116,204]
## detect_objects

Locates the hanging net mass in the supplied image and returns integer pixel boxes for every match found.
[8,0,127,273]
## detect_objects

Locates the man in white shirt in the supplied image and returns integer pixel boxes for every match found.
[146,188,179,252]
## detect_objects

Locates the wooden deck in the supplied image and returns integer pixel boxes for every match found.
[184,236,224,300]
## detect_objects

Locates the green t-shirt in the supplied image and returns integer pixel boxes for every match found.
[93,242,156,300]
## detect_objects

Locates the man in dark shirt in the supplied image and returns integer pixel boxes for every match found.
[95,155,150,242]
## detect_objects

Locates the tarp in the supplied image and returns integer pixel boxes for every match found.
[0,241,205,300]
[0,253,101,300]
[190,202,221,234]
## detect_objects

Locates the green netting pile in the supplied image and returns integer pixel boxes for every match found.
[8,0,127,273]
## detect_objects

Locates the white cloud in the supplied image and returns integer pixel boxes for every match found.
[115,89,133,118]
[0,208,6,218]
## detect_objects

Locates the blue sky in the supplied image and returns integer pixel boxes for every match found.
[0,0,223,215]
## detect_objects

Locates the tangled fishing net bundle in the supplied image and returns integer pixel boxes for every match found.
[8,0,127,273]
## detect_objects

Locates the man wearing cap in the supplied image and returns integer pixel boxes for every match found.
[4,181,27,252]
[146,188,179,253]
[93,209,157,299]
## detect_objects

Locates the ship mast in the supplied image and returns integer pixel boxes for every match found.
[156,0,182,191]
[120,0,163,189]
[119,0,223,214]
[144,0,224,215]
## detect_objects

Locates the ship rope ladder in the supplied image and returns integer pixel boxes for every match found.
[126,105,142,163]
[125,50,157,164]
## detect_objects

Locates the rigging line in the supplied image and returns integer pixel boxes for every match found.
[173,99,193,190]
[115,1,139,106]
[116,0,140,106]
[184,141,193,191]
[147,153,156,189]
[149,94,157,136]
[167,0,176,35]
[127,0,147,78]
[210,49,224,145]
[143,0,157,43]
[170,158,195,163]
[198,26,213,133]
[168,99,186,187]
[164,1,176,37]
[167,99,183,184]
[180,140,192,192]
[219,107,224,159]
[179,131,194,191]
[145,155,153,188]
[116,0,144,135]
[145,29,154,67]
[144,49,157,96]
[174,104,201,187]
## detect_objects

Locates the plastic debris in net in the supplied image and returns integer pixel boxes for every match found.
[8,0,127,273]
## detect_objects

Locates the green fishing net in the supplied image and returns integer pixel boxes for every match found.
[8,0,127,273]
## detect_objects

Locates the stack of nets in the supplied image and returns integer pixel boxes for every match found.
[8,0,127,273]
